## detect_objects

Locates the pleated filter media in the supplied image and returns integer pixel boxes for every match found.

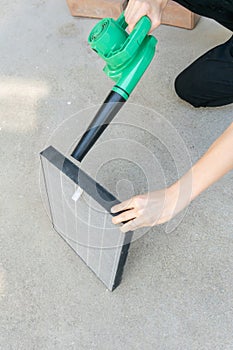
[40,146,133,291]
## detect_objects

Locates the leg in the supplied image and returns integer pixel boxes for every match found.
[175,36,233,108]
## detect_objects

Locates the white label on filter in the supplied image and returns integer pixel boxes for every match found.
[72,187,83,202]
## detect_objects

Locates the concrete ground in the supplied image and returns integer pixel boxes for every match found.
[1,0,233,349]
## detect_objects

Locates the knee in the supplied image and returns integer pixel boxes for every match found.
[174,71,203,108]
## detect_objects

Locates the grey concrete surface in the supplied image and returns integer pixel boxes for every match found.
[1,1,233,349]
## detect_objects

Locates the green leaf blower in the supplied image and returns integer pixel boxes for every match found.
[71,12,157,161]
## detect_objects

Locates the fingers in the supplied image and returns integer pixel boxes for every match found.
[111,197,135,214]
[125,0,165,33]
[120,217,144,233]
[125,1,149,32]
[111,195,150,232]
[124,0,137,19]
[149,17,162,33]
[110,187,177,232]
[112,209,137,225]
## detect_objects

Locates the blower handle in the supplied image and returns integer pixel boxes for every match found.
[101,12,153,71]
[116,12,152,55]
[116,12,128,30]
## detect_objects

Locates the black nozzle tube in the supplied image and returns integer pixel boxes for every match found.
[71,90,126,162]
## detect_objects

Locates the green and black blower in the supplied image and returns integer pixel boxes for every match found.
[71,12,157,161]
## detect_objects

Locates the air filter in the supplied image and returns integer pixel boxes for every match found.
[40,146,133,291]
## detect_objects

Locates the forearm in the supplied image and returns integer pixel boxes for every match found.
[171,122,233,211]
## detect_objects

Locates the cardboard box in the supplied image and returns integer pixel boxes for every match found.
[66,0,127,20]
[162,0,200,29]
[66,0,200,29]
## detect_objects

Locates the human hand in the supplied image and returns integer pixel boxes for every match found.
[125,0,169,33]
[112,122,233,233]
[111,185,183,232]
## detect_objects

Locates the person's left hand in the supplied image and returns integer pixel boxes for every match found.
[111,186,180,232]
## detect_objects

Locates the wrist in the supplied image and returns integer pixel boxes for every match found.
[167,176,193,217]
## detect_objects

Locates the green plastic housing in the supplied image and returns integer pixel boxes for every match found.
[88,12,157,100]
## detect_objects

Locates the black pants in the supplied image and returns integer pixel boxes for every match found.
[175,36,233,107]
[173,1,233,107]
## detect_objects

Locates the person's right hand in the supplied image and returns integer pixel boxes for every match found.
[125,0,169,33]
